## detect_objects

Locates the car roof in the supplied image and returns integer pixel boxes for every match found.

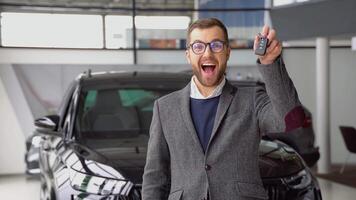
[76,70,263,88]
[78,71,190,83]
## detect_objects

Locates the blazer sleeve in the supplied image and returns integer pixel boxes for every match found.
[142,100,171,200]
[255,56,306,135]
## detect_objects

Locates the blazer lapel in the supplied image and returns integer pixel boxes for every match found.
[207,82,236,149]
[179,83,205,155]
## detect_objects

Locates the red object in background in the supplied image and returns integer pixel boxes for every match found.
[149,39,176,48]
[284,106,306,132]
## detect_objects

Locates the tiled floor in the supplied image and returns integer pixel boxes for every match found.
[318,177,356,200]
[1,175,356,199]
[0,175,40,200]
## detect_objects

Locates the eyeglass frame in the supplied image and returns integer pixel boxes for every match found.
[187,40,228,55]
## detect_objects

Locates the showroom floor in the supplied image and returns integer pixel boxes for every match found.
[0,175,40,200]
[1,175,356,200]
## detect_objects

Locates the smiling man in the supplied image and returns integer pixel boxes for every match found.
[142,18,305,200]
[186,21,230,97]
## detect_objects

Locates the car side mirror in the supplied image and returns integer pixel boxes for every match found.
[34,115,61,137]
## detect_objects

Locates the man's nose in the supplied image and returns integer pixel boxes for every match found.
[202,45,213,56]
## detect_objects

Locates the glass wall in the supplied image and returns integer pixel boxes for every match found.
[1,12,103,48]
[273,0,310,7]
[134,0,194,9]
[198,0,265,48]
[105,15,133,49]
[135,12,192,49]
[0,0,268,50]
[198,10,264,48]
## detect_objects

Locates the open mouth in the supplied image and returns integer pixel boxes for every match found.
[201,63,216,74]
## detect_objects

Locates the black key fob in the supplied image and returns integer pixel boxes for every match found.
[255,34,269,56]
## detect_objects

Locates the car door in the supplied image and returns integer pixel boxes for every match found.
[38,83,79,197]
[50,85,81,183]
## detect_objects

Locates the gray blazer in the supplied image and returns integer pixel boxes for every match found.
[142,57,301,200]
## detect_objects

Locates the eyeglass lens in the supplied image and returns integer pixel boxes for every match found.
[192,41,224,54]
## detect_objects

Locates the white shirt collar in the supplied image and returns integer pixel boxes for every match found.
[190,75,226,99]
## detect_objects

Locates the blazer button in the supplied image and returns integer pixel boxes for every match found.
[205,164,211,171]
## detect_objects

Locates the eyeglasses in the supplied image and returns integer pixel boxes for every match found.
[188,40,226,55]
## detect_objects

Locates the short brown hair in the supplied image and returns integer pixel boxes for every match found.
[186,18,229,48]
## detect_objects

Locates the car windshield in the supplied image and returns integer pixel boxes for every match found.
[75,81,184,149]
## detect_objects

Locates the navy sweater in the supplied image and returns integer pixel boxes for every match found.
[190,96,220,152]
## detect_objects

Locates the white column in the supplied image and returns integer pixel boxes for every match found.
[316,37,331,174]
[352,36,356,50]
[264,0,272,27]
[193,0,199,21]
[0,65,28,174]
[0,65,35,137]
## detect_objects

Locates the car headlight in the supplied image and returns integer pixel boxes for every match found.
[282,169,312,189]
[69,167,133,196]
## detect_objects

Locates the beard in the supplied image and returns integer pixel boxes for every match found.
[192,63,226,88]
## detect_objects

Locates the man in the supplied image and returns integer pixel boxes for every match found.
[142,18,305,200]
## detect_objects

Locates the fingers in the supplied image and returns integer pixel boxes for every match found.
[266,40,281,55]
[254,32,281,56]
[257,25,280,52]
[267,29,276,45]
[267,40,278,52]
[253,35,259,51]
[259,25,277,44]
[254,30,279,51]
[256,25,282,64]
[261,25,269,37]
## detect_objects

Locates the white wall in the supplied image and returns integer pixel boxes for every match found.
[0,48,133,65]
[0,65,35,137]
[0,75,26,174]
[282,48,356,164]
[329,49,356,164]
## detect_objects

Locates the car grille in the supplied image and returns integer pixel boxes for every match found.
[265,183,319,200]
[265,185,288,200]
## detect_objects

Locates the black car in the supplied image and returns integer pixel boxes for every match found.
[25,134,41,176]
[35,71,322,200]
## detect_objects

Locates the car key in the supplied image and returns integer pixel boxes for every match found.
[255,33,269,56]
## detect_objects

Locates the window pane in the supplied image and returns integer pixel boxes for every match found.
[0,12,103,48]
[199,0,266,9]
[273,0,310,7]
[135,0,194,9]
[105,15,133,49]
[135,14,191,49]
[199,11,265,48]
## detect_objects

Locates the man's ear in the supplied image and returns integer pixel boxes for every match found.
[185,49,191,64]
[226,46,231,60]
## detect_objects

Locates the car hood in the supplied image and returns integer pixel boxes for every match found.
[259,140,304,178]
[67,142,146,184]
[95,146,146,184]
[67,139,304,184]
